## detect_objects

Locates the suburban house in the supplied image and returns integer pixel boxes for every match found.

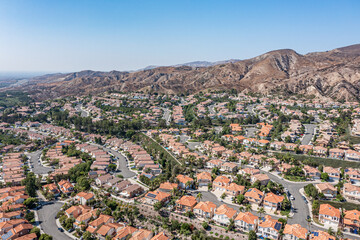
[310,230,335,240]
[315,183,337,199]
[343,183,360,202]
[212,176,231,191]
[58,179,74,194]
[158,182,178,192]
[251,174,270,185]
[74,192,95,205]
[234,211,258,232]
[257,215,282,240]
[175,196,197,212]
[213,204,237,226]
[225,183,245,197]
[176,175,194,189]
[283,224,308,240]
[263,192,284,211]
[343,209,360,233]
[193,201,217,219]
[303,165,321,180]
[244,188,264,205]
[145,190,171,205]
[196,172,212,187]
[322,166,340,182]
[318,204,340,226]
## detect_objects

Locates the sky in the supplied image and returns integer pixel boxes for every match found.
[0,0,359,73]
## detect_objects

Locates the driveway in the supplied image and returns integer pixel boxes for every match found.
[301,124,316,145]
[27,150,53,175]
[37,201,72,240]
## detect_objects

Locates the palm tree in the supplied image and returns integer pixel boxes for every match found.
[327,227,334,236]
[246,204,252,212]
[336,228,343,239]
[258,207,265,219]
[196,192,203,202]
[239,206,244,212]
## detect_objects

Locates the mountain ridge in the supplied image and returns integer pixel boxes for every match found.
[10,44,360,101]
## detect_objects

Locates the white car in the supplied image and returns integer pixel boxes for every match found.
[290,196,295,200]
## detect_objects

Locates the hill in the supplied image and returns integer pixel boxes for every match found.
[11,44,360,101]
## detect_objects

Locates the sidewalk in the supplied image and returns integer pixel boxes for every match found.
[55,218,77,240]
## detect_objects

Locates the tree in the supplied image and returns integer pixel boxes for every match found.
[23,198,38,209]
[321,172,329,181]
[248,230,257,240]
[153,201,163,211]
[221,192,227,199]
[202,221,209,230]
[39,234,53,240]
[257,207,265,219]
[196,192,203,202]
[245,204,252,212]
[22,172,38,197]
[30,227,41,238]
[237,194,245,204]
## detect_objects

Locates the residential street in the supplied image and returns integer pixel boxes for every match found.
[37,201,72,240]
[75,104,89,117]
[27,150,53,175]
[90,143,136,178]
[301,124,316,145]
[161,108,171,126]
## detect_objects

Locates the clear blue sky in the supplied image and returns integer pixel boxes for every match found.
[0,0,359,72]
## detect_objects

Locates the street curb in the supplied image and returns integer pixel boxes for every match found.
[55,218,77,240]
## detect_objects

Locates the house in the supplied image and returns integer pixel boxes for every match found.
[193,201,217,219]
[145,190,171,205]
[96,174,113,186]
[213,204,237,226]
[86,214,114,234]
[196,172,212,187]
[226,183,245,197]
[234,211,258,232]
[74,192,95,205]
[303,165,321,180]
[113,226,138,240]
[58,179,74,194]
[263,192,284,211]
[346,168,360,184]
[343,209,360,233]
[318,204,340,226]
[221,162,238,173]
[206,159,223,169]
[257,215,282,240]
[151,232,169,240]
[283,224,308,240]
[315,183,337,199]
[309,230,335,240]
[239,168,260,176]
[345,150,360,161]
[343,183,360,202]
[213,176,231,191]
[158,182,178,192]
[329,148,345,159]
[74,209,98,229]
[128,229,152,240]
[251,174,270,185]
[176,175,194,189]
[175,196,197,212]
[244,188,264,205]
[65,205,90,218]
[121,184,144,198]
[42,183,60,197]
[322,166,340,182]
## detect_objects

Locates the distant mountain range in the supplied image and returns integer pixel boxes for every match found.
[135,59,240,71]
[8,44,360,101]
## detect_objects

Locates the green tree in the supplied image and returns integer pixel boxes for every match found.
[30,227,41,238]
[39,234,53,240]
[22,172,38,197]
[248,230,257,240]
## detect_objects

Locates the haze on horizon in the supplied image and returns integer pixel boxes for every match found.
[0,0,359,73]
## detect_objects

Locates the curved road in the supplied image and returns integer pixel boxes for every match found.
[37,201,72,240]
[27,150,53,175]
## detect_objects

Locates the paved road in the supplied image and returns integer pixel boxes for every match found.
[209,105,216,115]
[301,124,316,145]
[90,143,136,178]
[161,108,171,126]
[37,201,72,240]
[245,127,258,138]
[75,104,89,117]
[27,150,53,175]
